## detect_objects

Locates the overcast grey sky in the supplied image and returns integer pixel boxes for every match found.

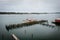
[0,0,60,12]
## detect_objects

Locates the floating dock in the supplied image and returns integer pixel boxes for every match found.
[6,20,48,31]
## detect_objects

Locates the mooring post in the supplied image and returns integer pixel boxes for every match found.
[25,30,26,34]
[32,34,33,39]
[47,20,49,24]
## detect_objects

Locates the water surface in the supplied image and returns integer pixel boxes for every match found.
[0,14,60,40]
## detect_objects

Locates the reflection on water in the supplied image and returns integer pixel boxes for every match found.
[9,24,60,40]
[0,14,60,40]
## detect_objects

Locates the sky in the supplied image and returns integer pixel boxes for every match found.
[0,0,60,13]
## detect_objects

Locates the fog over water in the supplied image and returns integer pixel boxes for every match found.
[0,0,60,12]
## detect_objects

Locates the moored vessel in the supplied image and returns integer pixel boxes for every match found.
[52,18,60,25]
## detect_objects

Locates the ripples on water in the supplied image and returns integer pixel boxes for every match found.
[0,14,60,40]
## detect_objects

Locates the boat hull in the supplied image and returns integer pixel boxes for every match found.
[55,20,60,22]
[52,22,60,26]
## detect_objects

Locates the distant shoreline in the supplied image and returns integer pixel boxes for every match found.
[0,12,60,14]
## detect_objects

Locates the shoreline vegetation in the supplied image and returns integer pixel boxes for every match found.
[0,12,60,14]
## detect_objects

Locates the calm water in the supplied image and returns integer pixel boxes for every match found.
[0,14,60,40]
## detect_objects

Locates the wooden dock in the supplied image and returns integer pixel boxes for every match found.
[6,20,48,31]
